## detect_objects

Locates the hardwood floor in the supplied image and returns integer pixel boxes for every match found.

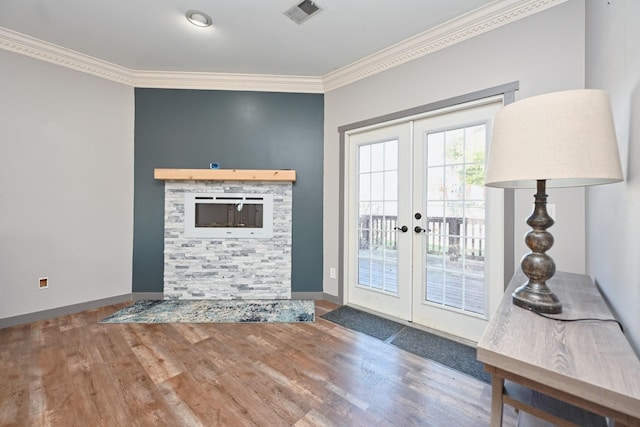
[0,300,517,426]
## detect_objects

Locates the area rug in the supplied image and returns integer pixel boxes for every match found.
[321,306,490,383]
[100,299,315,324]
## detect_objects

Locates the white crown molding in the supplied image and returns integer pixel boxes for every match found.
[132,71,324,94]
[0,27,324,93]
[1,0,566,94]
[0,27,135,85]
[322,0,568,92]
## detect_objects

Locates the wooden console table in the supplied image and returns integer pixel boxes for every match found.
[477,270,640,426]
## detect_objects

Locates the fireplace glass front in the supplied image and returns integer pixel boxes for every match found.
[184,193,273,238]
[195,198,263,229]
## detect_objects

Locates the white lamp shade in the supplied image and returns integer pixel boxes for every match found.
[485,89,623,189]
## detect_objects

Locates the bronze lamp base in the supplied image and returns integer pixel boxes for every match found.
[513,180,562,314]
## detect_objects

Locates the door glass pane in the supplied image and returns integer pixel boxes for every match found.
[427,133,445,166]
[425,124,487,315]
[359,145,371,173]
[370,172,384,200]
[371,143,385,171]
[357,140,399,294]
[427,167,445,200]
[384,140,398,170]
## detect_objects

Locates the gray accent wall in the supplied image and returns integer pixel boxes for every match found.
[133,89,323,294]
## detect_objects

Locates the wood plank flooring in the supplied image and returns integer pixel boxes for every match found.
[0,300,517,426]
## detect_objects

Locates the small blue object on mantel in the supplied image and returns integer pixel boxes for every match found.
[209,163,220,169]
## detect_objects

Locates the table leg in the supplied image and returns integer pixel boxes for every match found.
[490,375,505,427]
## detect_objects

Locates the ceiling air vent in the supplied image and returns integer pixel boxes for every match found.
[284,0,322,25]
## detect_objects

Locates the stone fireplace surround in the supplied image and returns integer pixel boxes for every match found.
[155,169,296,300]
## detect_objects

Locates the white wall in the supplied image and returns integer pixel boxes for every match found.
[585,0,640,355]
[323,0,586,297]
[0,50,134,320]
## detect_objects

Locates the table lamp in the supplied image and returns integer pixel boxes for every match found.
[485,89,623,314]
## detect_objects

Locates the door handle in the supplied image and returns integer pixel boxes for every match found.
[414,226,426,233]
[394,225,409,233]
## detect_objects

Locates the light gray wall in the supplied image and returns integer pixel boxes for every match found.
[585,0,640,355]
[0,50,134,320]
[323,0,586,297]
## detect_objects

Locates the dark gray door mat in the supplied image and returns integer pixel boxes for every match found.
[321,305,490,383]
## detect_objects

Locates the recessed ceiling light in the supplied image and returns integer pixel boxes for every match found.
[186,10,212,28]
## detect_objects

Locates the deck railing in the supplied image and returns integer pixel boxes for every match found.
[359,215,485,260]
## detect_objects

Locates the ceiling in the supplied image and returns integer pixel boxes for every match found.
[0,0,561,91]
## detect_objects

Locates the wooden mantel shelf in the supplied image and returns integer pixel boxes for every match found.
[154,169,296,182]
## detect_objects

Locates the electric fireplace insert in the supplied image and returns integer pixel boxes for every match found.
[184,193,274,238]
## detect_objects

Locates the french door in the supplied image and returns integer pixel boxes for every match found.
[346,99,504,342]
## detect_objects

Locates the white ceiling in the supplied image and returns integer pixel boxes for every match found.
[0,0,563,91]
[0,0,501,75]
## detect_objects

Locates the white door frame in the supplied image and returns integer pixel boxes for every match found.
[337,83,519,341]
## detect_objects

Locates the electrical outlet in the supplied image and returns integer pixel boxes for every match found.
[329,267,336,279]
[39,277,49,289]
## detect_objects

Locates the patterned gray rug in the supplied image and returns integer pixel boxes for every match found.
[100,299,315,324]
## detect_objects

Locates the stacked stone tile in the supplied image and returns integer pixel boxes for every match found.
[163,180,292,300]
